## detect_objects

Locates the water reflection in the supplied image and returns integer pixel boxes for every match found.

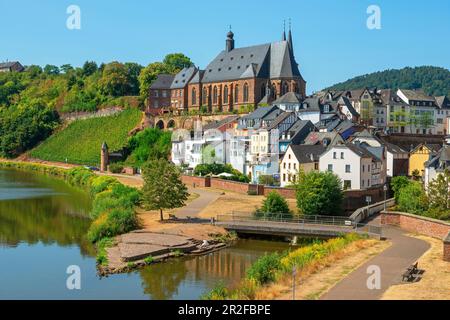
[0,169,94,256]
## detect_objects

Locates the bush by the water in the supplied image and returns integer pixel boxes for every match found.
[0,162,141,242]
[255,191,291,219]
[30,108,142,166]
[203,233,363,300]
[67,167,141,242]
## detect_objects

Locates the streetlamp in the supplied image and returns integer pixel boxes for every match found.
[383,184,388,212]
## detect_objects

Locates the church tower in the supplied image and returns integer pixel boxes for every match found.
[226,29,235,52]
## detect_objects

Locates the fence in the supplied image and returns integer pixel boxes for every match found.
[350,198,396,223]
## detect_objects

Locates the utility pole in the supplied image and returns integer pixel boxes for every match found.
[292,266,297,300]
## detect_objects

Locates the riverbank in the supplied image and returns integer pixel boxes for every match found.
[0,160,231,273]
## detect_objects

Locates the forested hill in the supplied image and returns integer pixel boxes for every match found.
[325,66,450,97]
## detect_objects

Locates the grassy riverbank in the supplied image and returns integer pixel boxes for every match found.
[0,161,140,243]
[203,233,367,300]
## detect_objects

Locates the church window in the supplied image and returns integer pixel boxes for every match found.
[202,87,207,105]
[224,86,229,104]
[235,85,239,103]
[213,86,218,104]
[192,87,197,105]
[243,83,249,103]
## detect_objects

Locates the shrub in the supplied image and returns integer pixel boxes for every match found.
[246,252,284,285]
[201,281,229,300]
[391,176,411,202]
[397,182,428,215]
[258,175,276,186]
[109,162,124,174]
[255,191,291,219]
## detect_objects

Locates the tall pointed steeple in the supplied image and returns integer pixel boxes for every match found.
[282,20,286,41]
[288,18,294,57]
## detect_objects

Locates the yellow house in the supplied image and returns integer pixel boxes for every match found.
[408,143,440,176]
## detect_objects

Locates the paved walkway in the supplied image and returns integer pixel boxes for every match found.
[321,222,430,300]
[173,187,221,218]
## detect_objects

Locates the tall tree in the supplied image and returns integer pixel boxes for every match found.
[141,159,189,221]
[99,62,130,97]
[138,62,171,99]
[82,61,98,77]
[295,171,344,216]
[427,169,450,214]
[163,53,193,73]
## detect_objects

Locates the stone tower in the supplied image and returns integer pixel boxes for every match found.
[100,142,109,172]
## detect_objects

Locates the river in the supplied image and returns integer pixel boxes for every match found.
[0,169,289,299]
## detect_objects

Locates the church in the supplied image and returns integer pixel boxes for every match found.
[148,27,306,114]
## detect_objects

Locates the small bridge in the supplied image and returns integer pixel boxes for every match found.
[214,198,395,239]
[215,214,383,239]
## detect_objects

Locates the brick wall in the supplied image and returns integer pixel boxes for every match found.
[210,178,252,194]
[381,211,450,240]
[343,186,385,212]
[263,186,296,198]
[444,233,450,262]
[181,175,211,188]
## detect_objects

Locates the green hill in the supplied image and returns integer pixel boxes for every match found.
[326,66,450,97]
[30,108,142,166]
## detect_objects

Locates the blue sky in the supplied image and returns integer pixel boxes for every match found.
[1,0,449,93]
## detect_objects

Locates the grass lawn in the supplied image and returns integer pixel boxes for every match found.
[30,109,142,166]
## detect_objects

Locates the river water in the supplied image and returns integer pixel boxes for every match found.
[0,169,288,300]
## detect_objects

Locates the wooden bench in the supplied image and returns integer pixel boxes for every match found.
[402,262,419,282]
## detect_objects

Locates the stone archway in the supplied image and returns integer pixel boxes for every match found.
[155,119,165,130]
[167,119,176,129]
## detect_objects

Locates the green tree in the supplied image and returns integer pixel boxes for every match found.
[255,192,291,219]
[397,182,428,215]
[138,62,171,99]
[82,61,98,77]
[295,171,343,216]
[163,53,193,73]
[43,64,60,75]
[98,62,130,97]
[60,64,74,74]
[124,62,143,96]
[141,159,189,221]
[427,169,450,216]
[391,176,411,202]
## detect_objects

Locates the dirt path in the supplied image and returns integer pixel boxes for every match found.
[320,225,430,300]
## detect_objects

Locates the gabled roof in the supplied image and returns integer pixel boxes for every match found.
[287,144,326,164]
[201,43,271,83]
[272,92,302,105]
[0,61,22,69]
[410,143,442,154]
[435,96,450,109]
[199,40,302,83]
[338,96,359,117]
[398,89,435,102]
[304,131,344,148]
[170,67,198,89]
[190,70,205,84]
[267,112,294,130]
[298,97,321,112]
[280,120,313,141]
[344,143,377,159]
[242,106,279,120]
[203,115,239,131]
[150,74,175,89]
[269,41,302,79]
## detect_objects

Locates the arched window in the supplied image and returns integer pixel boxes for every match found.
[192,87,197,105]
[234,85,239,103]
[282,82,289,95]
[202,87,207,105]
[223,85,229,104]
[213,86,218,104]
[243,83,249,102]
[260,84,266,99]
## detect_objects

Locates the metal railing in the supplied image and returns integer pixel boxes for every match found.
[215,212,383,237]
[217,212,352,226]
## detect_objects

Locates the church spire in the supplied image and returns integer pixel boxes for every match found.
[282,20,286,41]
[288,18,294,56]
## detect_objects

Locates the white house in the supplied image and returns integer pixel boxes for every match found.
[424,142,450,190]
[280,144,325,187]
[319,143,381,190]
